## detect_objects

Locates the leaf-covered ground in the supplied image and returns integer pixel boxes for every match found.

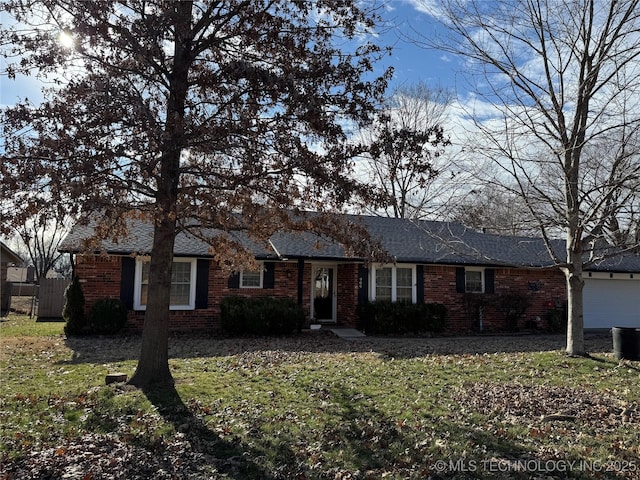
[1,319,638,479]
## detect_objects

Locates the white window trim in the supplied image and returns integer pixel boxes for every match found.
[370,264,417,303]
[133,257,197,310]
[465,267,485,293]
[240,263,264,289]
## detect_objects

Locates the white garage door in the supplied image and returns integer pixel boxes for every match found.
[583,278,640,329]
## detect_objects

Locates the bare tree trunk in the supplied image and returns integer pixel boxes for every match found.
[564,262,585,356]
[564,146,586,356]
[128,217,176,387]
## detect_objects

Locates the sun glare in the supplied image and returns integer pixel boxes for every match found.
[59,31,74,49]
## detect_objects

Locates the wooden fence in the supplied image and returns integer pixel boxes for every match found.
[37,278,70,320]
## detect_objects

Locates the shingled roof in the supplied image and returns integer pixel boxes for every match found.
[59,213,640,272]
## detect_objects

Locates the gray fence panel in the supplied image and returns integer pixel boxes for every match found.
[38,278,70,319]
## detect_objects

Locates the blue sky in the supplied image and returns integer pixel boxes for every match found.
[377,1,458,92]
[0,1,459,108]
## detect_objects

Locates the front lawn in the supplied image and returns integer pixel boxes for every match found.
[1,315,638,479]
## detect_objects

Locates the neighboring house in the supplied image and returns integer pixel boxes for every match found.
[1,241,24,316]
[8,266,61,282]
[58,214,640,333]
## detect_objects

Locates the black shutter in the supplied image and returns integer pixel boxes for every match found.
[455,267,465,293]
[228,272,240,289]
[263,262,275,289]
[357,265,369,305]
[120,257,135,309]
[485,268,495,294]
[416,265,424,304]
[297,259,304,305]
[195,259,209,309]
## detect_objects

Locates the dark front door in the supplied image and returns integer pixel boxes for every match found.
[313,266,334,322]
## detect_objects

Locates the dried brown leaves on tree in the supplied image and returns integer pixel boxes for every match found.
[0,0,392,386]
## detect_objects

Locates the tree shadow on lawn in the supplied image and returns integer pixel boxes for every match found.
[155,380,534,479]
[141,383,274,479]
[62,331,618,365]
[284,384,533,478]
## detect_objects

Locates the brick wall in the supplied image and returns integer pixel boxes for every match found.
[207,260,308,330]
[76,255,121,302]
[424,265,566,333]
[76,255,312,333]
[337,263,359,327]
[75,255,566,334]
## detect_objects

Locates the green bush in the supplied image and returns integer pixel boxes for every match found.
[357,301,447,335]
[547,305,567,333]
[220,296,303,335]
[87,298,128,335]
[63,276,86,336]
[422,303,447,332]
[499,293,531,331]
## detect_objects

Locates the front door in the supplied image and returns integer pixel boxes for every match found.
[313,266,335,323]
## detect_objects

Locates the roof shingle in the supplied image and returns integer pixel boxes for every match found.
[59,213,640,272]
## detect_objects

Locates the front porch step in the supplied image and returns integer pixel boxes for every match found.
[327,327,366,339]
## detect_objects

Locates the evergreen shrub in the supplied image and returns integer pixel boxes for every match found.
[357,301,447,335]
[221,296,303,335]
[87,298,128,334]
[63,276,86,336]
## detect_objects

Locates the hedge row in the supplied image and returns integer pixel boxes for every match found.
[357,301,447,335]
[220,296,303,335]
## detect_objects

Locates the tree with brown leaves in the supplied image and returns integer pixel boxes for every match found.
[1,0,391,387]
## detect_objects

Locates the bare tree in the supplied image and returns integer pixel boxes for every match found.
[358,82,453,219]
[580,140,640,250]
[420,0,640,355]
[14,209,69,280]
[450,186,541,236]
[1,0,390,386]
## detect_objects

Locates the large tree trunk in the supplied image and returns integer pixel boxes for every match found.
[129,1,192,388]
[564,144,586,356]
[128,216,176,387]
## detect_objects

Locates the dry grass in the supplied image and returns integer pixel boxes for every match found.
[1,315,638,480]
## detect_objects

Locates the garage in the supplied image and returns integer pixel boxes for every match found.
[583,274,640,329]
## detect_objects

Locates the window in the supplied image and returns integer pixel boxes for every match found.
[465,268,484,293]
[228,262,274,289]
[240,268,263,288]
[375,267,392,300]
[134,258,197,310]
[396,267,413,301]
[372,265,416,302]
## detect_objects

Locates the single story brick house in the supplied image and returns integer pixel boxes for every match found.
[59,214,640,333]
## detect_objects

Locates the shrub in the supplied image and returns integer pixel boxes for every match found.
[357,301,447,335]
[547,305,567,333]
[422,303,447,332]
[220,296,303,335]
[87,298,128,335]
[63,276,86,336]
[357,300,397,334]
[499,293,531,331]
